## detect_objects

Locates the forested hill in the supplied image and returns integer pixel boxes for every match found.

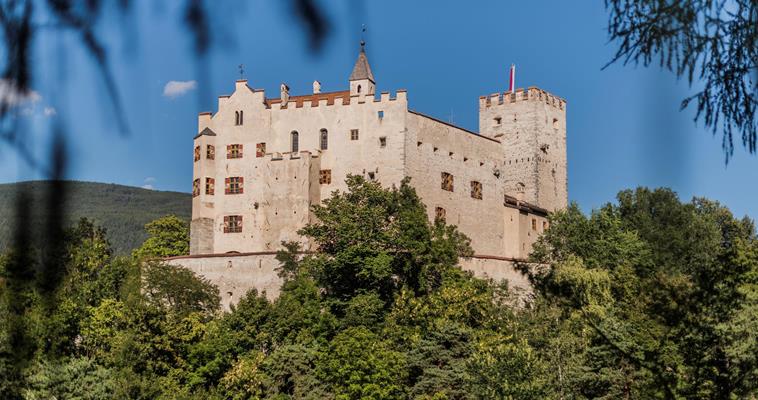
[0,181,191,255]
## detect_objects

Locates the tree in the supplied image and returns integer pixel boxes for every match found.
[133,215,190,260]
[528,187,758,398]
[141,261,220,319]
[605,0,758,162]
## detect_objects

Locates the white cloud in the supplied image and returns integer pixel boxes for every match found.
[163,80,197,98]
[43,106,56,117]
[142,177,156,190]
[0,79,41,108]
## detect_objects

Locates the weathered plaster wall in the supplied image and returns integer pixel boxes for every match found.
[166,253,284,311]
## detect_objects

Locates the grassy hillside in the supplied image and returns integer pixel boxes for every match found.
[0,181,191,255]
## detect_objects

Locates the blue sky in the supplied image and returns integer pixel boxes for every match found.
[1,1,755,219]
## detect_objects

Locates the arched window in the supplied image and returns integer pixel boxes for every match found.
[234,111,239,125]
[320,129,328,150]
[291,131,299,153]
[357,84,362,94]
[239,110,243,125]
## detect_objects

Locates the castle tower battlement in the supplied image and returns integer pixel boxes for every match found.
[181,43,569,307]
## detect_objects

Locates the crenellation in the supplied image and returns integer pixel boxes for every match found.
[181,46,567,307]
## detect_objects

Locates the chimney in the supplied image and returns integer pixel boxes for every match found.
[280,83,290,105]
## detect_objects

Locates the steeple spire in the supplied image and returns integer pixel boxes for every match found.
[349,39,374,83]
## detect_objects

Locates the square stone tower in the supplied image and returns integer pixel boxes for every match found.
[479,88,568,211]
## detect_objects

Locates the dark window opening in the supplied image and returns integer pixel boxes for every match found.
[291,131,299,153]
[320,129,328,150]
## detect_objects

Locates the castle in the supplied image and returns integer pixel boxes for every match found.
[167,43,568,309]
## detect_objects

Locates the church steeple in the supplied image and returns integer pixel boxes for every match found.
[349,40,375,97]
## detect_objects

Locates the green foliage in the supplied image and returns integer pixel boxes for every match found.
[133,215,190,260]
[3,180,756,399]
[0,181,190,255]
[527,187,758,398]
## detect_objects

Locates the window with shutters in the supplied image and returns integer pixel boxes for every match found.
[441,172,454,192]
[192,179,200,197]
[224,215,243,233]
[206,145,215,160]
[435,207,446,222]
[225,176,244,194]
[194,146,200,162]
[319,169,332,184]
[227,144,243,159]
[470,181,482,200]
[205,177,215,195]
[256,142,266,157]
[320,129,328,150]
[350,129,359,140]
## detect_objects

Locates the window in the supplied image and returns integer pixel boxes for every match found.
[470,181,482,199]
[350,129,359,141]
[224,215,243,233]
[368,171,375,180]
[194,146,200,162]
[441,172,454,192]
[192,178,200,197]
[239,110,243,125]
[379,137,387,148]
[553,118,559,129]
[227,144,243,159]
[435,207,446,222]
[205,177,215,195]
[206,145,215,160]
[291,131,299,153]
[532,218,537,231]
[320,129,328,150]
[235,110,243,126]
[319,169,332,184]
[378,110,384,119]
[357,84,362,94]
[543,221,548,230]
[494,117,502,125]
[256,142,266,157]
[225,176,244,194]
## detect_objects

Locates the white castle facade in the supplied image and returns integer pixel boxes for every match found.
[168,43,568,309]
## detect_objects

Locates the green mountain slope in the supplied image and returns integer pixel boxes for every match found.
[0,181,191,255]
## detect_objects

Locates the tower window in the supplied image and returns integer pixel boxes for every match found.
[194,146,200,162]
[470,181,482,200]
[379,137,387,148]
[256,142,266,157]
[494,117,502,125]
[224,215,243,233]
[350,129,359,140]
[291,131,299,153]
[320,129,328,150]
[435,207,446,222]
[319,169,332,184]
[205,178,215,195]
[441,172,454,192]
[357,84,362,94]
[225,176,244,195]
[192,179,200,197]
[227,144,243,159]
[206,145,215,160]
